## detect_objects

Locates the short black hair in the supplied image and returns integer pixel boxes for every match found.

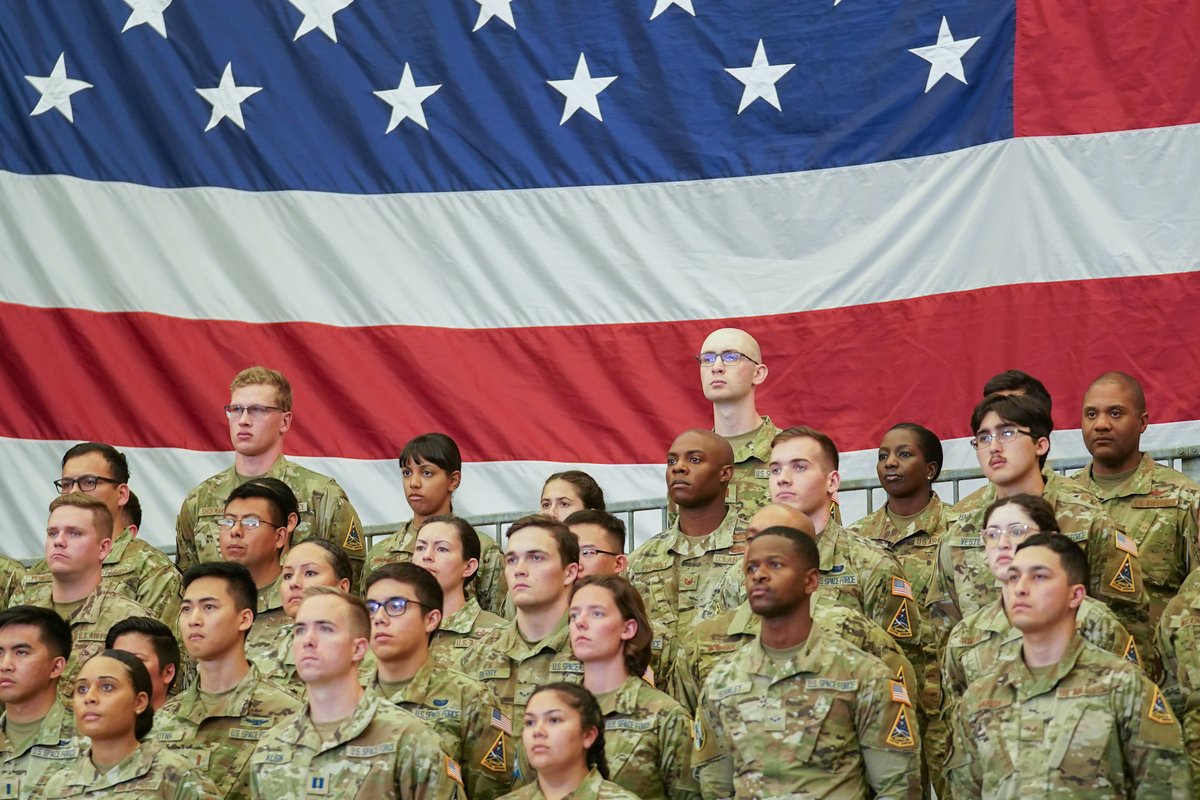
[971,393,1053,468]
[289,538,353,584]
[563,509,626,554]
[507,514,580,567]
[106,617,181,692]
[420,514,482,587]
[982,370,1052,414]
[885,423,944,481]
[1015,532,1089,587]
[182,562,258,622]
[753,525,821,571]
[121,491,143,529]
[226,477,299,524]
[0,605,72,661]
[363,563,444,642]
[92,649,155,739]
[62,442,130,484]
[400,433,462,474]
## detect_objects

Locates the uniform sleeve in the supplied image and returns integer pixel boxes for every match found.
[315,485,367,587]
[475,537,508,614]
[1087,517,1156,681]
[1116,673,1190,799]
[925,538,963,640]
[945,697,983,799]
[856,673,922,799]
[660,707,702,800]
[655,636,700,715]
[1152,605,1200,798]
[404,731,464,800]
[463,690,513,800]
[137,559,183,624]
[175,494,199,572]
[172,766,222,800]
[694,689,733,800]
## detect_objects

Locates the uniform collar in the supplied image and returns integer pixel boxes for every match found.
[666,507,742,557]
[746,623,827,681]
[168,664,266,720]
[0,699,75,758]
[728,415,777,464]
[283,687,385,751]
[596,675,650,716]
[258,574,285,614]
[870,495,946,545]
[1077,452,1157,499]
[441,597,484,634]
[58,742,159,791]
[492,614,573,662]
[1008,633,1087,702]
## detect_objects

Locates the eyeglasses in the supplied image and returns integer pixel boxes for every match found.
[970,427,1035,450]
[54,475,121,494]
[579,546,620,560]
[696,351,760,367]
[365,597,431,618]
[224,404,284,419]
[982,523,1038,542]
[216,516,283,530]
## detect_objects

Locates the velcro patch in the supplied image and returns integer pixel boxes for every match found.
[891,577,913,599]
[0,779,17,798]
[549,661,584,674]
[712,682,752,700]
[476,668,510,680]
[819,575,859,586]
[952,537,983,548]
[307,774,329,795]
[446,756,464,786]
[605,718,655,731]
[1115,531,1139,556]
[346,743,397,757]
[29,745,78,759]
[199,507,224,516]
[1149,686,1175,724]
[712,554,741,565]
[804,678,858,692]
[1123,636,1142,669]
[887,600,913,638]
[1109,554,1137,593]
[754,469,770,479]
[886,705,916,748]
[481,732,507,773]
[890,680,911,706]
[1131,497,1178,509]
[342,521,364,552]
[1057,685,1108,699]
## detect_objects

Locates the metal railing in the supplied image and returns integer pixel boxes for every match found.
[364,446,1200,551]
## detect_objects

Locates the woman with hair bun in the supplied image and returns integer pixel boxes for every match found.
[39,650,219,799]
[540,471,606,522]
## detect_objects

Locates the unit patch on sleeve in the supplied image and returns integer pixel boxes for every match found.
[887,600,913,638]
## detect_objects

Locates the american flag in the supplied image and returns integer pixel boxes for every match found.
[491,706,512,735]
[1,0,1197,557]
[890,679,911,706]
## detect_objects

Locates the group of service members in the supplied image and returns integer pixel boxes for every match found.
[0,336,1198,799]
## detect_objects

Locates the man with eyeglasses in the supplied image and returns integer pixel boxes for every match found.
[175,366,367,584]
[218,478,297,667]
[927,393,1154,675]
[25,443,181,625]
[365,563,512,800]
[695,328,780,521]
[457,515,583,787]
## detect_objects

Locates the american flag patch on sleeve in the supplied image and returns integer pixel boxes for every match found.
[491,708,513,735]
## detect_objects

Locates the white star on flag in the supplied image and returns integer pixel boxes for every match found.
[650,0,695,20]
[908,16,981,93]
[547,54,617,125]
[121,0,172,38]
[374,64,442,132]
[195,63,263,132]
[725,39,795,113]
[288,0,355,42]
[24,53,93,123]
[473,0,516,32]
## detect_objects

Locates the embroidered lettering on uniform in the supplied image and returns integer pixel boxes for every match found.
[491,708,513,734]
[549,661,584,674]
[729,544,746,555]
[481,731,507,773]
[229,728,269,740]
[445,756,464,787]
[887,600,913,638]
[1149,686,1175,724]
[819,575,859,586]
[1114,531,1140,556]
[76,632,108,642]
[477,668,509,680]
[1056,685,1107,698]
[1066,531,1088,542]
[651,638,664,650]
[1123,635,1142,668]
[262,753,287,763]
[804,679,859,692]
[29,745,78,759]
[347,743,397,757]
[413,708,462,721]
[713,682,753,700]
[343,520,364,552]
[605,719,655,731]
[712,554,741,565]
[890,680,911,706]
[703,642,740,653]
[1131,497,1178,509]
[266,615,291,627]
[754,469,770,479]
[952,537,983,548]
[891,577,913,600]
[453,638,476,647]
[152,730,186,742]
[199,507,224,516]
[101,566,135,577]
[886,705,916,748]
[1110,554,1137,593]
[906,535,935,547]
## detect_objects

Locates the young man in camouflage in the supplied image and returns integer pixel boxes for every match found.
[13,493,156,704]
[457,515,583,786]
[150,562,301,799]
[948,533,1188,797]
[695,526,922,799]
[365,563,512,800]
[927,393,1155,671]
[176,366,366,583]
[695,328,779,519]
[23,443,181,623]
[250,587,461,800]
[0,606,78,797]
[626,430,745,636]
[1073,371,1200,623]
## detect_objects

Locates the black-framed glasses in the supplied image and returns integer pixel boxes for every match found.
[54,475,121,494]
[579,546,620,559]
[224,404,284,419]
[366,597,432,618]
[696,351,759,367]
[216,516,283,530]
[982,523,1039,542]
[970,427,1035,450]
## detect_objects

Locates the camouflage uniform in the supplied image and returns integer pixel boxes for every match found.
[947,634,1188,799]
[626,509,747,637]
[1155,567,1200,796]
[646,624,699,715]
[1073,454,1200,623]
[723,416,779,520]
[38,741,221,799]
[248,623,376,698]
[495,767,640,800]
[0,556,26,614]
[0,699,78,798]
[695,624,922,799]
[428,598,506,670]
[927,476,1154,676]
[11,583,157,707]
[456,616,582,786]
[151,665,302,799]
[249,688,461,800]
[175,455,366,584]
[365,658,512,800]
[595,675,699,800]
[848,494,950,607]
[243,575,288,668]
[363,520,507,613]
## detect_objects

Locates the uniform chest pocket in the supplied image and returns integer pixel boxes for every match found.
[786,691,855,771]
[1052,705,1115,784]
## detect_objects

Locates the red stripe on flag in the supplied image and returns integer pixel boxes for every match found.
[2,272,1198,463]
[1015,0,1200,136]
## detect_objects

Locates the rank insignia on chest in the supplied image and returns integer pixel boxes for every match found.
[886,705,916,748]
[481,732,508,773]
[1123,636,1142,668]
[1149,686,1175,724]
[887,600,913,638]
[308,775,329,795]
[0,780,18,799]
[1109,554,1137,593]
